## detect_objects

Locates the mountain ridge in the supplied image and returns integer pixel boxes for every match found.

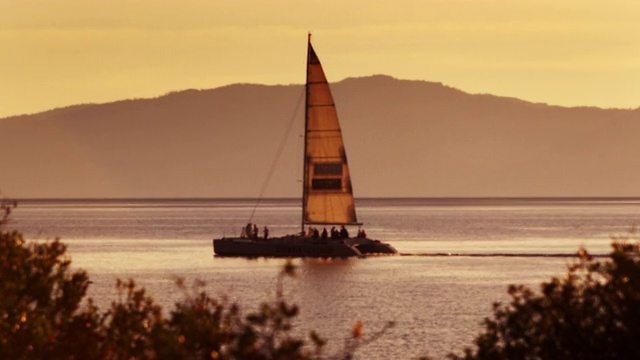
[3,75,635,121]
[1,75,639,198]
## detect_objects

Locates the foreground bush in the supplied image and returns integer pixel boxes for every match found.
[0,202,102,358]
[451,239,640,360]
[2,202,389,359]
[0,228,320,359]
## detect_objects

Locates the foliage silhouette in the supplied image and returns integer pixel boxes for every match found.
[450,237,640,360]
[0,201,389,359]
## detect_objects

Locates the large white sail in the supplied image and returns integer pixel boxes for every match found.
[302,38,359,226]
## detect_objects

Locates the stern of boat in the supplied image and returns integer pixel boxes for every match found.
[347,238,397,255]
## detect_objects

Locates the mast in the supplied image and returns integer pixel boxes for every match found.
[301,33,311,233]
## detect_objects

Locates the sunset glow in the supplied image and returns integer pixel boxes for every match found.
[1,0,638,118]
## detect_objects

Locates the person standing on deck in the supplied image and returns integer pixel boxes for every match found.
[340,225,349,238]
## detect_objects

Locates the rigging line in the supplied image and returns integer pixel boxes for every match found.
[248,89,305,223]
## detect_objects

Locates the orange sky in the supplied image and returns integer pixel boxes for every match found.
[1,0,638,118]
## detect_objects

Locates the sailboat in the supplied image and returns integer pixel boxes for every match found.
[212,35,397,257]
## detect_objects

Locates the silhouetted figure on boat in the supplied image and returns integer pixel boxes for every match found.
[263,226,269,239]
[340,225,349,239]
[321,228,328,239]
[331,226,338,239]
[244,223,253,238]
[253,224,259,239]
[357,228,367,238]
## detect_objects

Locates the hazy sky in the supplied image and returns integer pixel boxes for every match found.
[1,0,638,118]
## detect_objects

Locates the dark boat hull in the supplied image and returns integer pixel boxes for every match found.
[213,236,397,258]
[345,237,398,255]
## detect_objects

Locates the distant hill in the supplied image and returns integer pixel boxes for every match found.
[1,75,639,198]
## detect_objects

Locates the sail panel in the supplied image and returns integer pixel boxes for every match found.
[303,41,358,225]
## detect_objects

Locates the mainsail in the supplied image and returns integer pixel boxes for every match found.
[302,37,359,227]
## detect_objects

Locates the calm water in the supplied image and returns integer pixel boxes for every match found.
[11,198,640,359]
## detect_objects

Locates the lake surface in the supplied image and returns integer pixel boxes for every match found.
[11,198,640,359]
